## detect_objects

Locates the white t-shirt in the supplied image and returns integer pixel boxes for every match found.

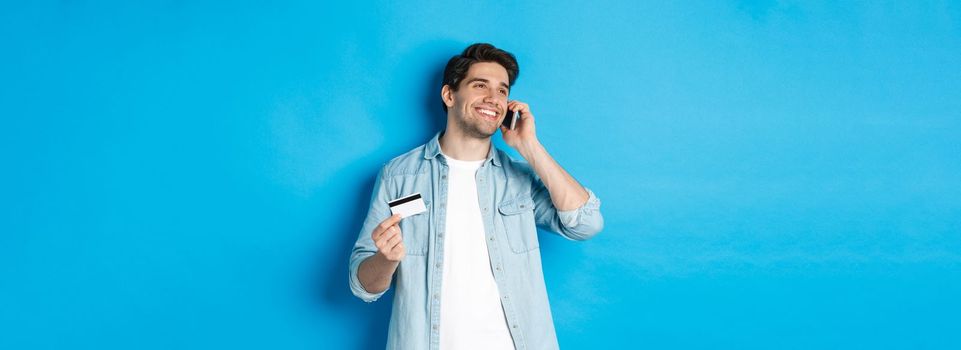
[439,154,515,350]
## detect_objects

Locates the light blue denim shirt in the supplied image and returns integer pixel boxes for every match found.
[349,132,604,349]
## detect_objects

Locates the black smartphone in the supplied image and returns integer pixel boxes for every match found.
[502,109,517,130]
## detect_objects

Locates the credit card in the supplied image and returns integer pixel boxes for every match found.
[388,193,427,218]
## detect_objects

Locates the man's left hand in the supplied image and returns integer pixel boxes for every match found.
[501,100,538,149]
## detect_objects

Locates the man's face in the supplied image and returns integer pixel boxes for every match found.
[443,61,510,139]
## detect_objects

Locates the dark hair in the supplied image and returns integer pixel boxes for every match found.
[441,43,519,112]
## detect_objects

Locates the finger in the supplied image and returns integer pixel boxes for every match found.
[379,225,400,243]
[381,235,402,256]
[376,228,399,252]
[388,240,406,258]
[373,214,402,240]
[373,221,390,240]
[515,103,530,115]
[374,226,394,246]
[385,233,403,250]
[517,106,534,121]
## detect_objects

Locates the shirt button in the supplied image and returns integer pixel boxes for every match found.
[432,324,438,330]
[489,236,495,241]
[513,324,517,329]
[436,263,442,268]
[496,266,501,271]
[441,175,447,180]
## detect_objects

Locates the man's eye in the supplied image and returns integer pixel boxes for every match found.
[475,83,486,88]
[499,89,508,95]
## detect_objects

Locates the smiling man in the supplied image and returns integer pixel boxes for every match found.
[349,43,604,350]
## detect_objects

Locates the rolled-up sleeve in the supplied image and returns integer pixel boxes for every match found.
[349,252,385,303]
[348,167,392,303]
[531,175,605,241]
[557,188,603,230]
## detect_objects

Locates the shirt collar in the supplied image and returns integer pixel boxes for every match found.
[423,131,502,167]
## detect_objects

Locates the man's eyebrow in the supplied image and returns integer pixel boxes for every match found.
[465,78,510,90]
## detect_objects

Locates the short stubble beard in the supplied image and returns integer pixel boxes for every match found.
[454,111,497,139]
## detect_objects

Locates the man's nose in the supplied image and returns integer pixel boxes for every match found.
[483,89,501,103]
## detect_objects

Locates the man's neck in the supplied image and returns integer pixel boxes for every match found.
[438,126,491,161]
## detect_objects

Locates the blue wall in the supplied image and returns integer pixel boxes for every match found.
[3,1,960,349]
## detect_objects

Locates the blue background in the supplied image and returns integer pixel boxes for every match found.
[2,1,960,349]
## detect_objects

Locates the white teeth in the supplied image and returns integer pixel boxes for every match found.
[477,108,496,117]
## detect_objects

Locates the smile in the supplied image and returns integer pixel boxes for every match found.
[474,107,499,120]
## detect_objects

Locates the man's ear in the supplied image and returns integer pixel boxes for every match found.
[441,85,455,109]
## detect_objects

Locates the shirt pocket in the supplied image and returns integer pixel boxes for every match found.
[399,200,431,256]
[498,195,539,253]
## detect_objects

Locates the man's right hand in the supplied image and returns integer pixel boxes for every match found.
[372,214,406,262]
